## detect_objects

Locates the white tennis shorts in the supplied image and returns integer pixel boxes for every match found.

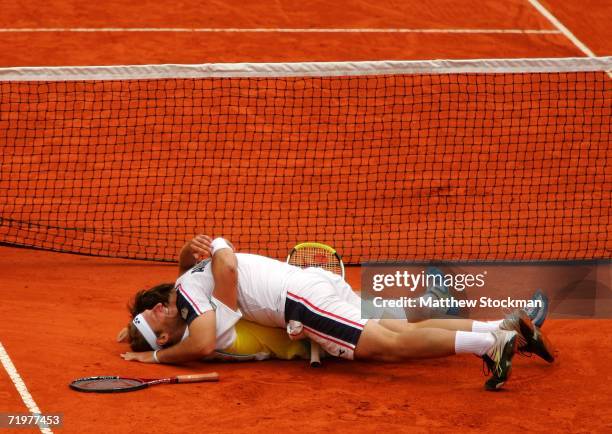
[284,267,368,360]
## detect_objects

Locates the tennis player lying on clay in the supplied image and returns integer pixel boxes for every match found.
[118,282,313,362]
[117,237,311,362]
[120,235,555,391]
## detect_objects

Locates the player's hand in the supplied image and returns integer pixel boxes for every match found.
[116,327,129,343]
[120,351,156,363]
[286,320,307,340]
[189,234,213,260]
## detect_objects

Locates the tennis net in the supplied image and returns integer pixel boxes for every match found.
[0,57,610,263]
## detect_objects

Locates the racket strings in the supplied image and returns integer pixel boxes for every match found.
[289,247,342,276]
[71,377,144,391]
[70,373,218,393]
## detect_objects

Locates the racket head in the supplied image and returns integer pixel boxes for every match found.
[69,376,148,393]
[287,242,345,278]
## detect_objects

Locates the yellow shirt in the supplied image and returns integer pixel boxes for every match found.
[212,320,309,361]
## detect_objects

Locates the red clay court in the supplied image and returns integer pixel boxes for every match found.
[0,1,611,433]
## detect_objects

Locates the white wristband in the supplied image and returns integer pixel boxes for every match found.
[153,349,160,363]
[211,238,232,256]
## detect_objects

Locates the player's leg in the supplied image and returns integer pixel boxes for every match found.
[378,318,474,333]
[355,321,457,360]
[312,265,523,336]
[314,265,554,363]
[354,320,518,390]
[309,266,471,331]
[287,273,521,359]
[285,280,517,389]
[378,317,523,334]
[379,314,553,363]
[286,281,490,362]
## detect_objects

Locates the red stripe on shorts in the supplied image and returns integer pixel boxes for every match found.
[286,291,364,329]
[303,325,355,350]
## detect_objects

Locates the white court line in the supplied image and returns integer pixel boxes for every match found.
[0,342,53,434]
[526,0,597,57]
[0,27,562,34]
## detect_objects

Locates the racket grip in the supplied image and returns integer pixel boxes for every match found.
[310,342,322,368]
[176,373,219,383]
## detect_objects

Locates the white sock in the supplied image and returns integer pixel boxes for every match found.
[455,331,495,356]
[472,320,503,333]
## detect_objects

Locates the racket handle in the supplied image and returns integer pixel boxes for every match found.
[176,373,219,383]
[310,342,322,368]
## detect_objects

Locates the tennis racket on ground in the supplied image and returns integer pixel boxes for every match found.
[287,242,345,368]
[69,372,219,393]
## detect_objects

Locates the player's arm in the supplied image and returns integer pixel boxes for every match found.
[118,234,214,343]
[121,311,217,364]
[210,239,238,310]
[171,240,237,362]
[179,234,238,308]
[178,234,213,275]
[153,312,216,363]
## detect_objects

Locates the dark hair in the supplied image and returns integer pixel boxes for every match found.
[127,283,174,351]
[128,283,174,317]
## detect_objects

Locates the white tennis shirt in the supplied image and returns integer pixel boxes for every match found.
[175,253,301,329]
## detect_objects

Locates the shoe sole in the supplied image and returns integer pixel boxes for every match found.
[484,334,518,391]
[516,310,555,363]
[527,289,548,328]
